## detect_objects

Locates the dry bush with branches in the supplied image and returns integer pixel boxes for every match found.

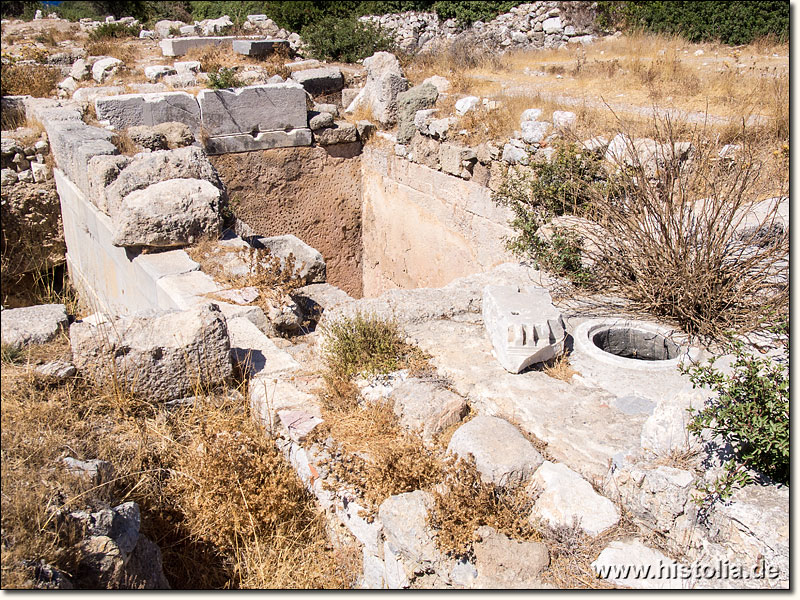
[0,62,60,97]
[496,111,788,338]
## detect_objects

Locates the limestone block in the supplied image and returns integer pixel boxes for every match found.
[45,120,117,197]
[1,303,68,350]
[253,234,326,283]
[227,316,300,379]
[156,270,221,310]
[62,456,113,483]
[521,120,550,143]
[94,91,201,132]
[455,95,480,116]
[591,540,683,589]
[472,526,549,588]
[112,178,221,248]
[439,143,476,176]
[344,52,408,127]
[87,154,130,214]
[378,491,439,571]
[552,110,576,129]
[290,66,344,95]
[159,36,236,57]
[69,304,232,401]
[542,16,562,34]
[70,58,91,81]
[290,283,352,317]
[395,82,438,143]
[278,409,323,443]
[309,111,335,130]
[314,121,358,146]
[502,143,528,164]
[154,19,185,38]
[447,415,543,486]
[203,129,312,154]
[530,461,620,537]
[640,392,704,455]
[231,38,290,57]
[92,57,123,83]
[174,60,201,74]
[389,379,468,441]
[341,87,360,108]
[520,108,543,123]
[144,65,177,82]
[422,75,451,93]
[104,146,224,217]
[31,161,50,182]
[0,168,17,185]
[72,86,124,103]
[482,285,565,373]
[198,83,308,136]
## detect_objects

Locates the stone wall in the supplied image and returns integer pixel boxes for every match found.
[360,146,514,297]
[360,1,598,54]
[210,144,364,298]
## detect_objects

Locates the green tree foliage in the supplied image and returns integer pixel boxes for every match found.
[597,1,788,44]
[303,15,395,63]
[1,0,40,19]
[431,1,522,24]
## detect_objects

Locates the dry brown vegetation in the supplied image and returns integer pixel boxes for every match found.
[184,43,292,80]
[0,62,60,97]
[1,336,359,589]
[85,39,140,65]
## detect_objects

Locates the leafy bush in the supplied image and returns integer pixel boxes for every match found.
[597,1,788,44]
[303,15,395,63]
[683,323,788,485]
[88,21,141,41]
[206,66,243,89]
[432,1,522,25]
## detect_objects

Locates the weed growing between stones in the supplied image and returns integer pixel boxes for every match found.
[206,67,243,90]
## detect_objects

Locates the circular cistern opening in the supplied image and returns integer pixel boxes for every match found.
[591,326,681,361]
[573,319,698,370]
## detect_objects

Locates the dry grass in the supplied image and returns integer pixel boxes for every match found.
[183,43,292,78]
[428,456,539,558]
[110,130,139,156]
[1,337,358,589]
[85,39,139,65]
[0,62,60,98]
[540,353,579,382]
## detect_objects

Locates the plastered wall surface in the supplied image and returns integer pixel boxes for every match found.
[211,144,364,298]
[360,147,515,297]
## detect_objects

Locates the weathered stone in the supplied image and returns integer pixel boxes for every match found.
[422,75,451,93]
[341,87,360,108]
[439,143,476,176]
[74,536,125,589]
[640,392,703,455]
[62,457,114,484]
[112,178,222,248]
[531,461,620,537]
[92,57,123,83]
[520,108,543,123]
[162,73,196,88]
[482,285,566,373]
[174,60,201,74]
[472,526,549,588]
[45,120,117,197]
[389,379,468,441]
[154,19,185,38]
[314,121,358,146]
[253,234,326,284]
[70,304,232,401]
[447,415,543,486]
[502,143,528,164]
[72,86,125,103]
[86,154,130,214]
[290,283,352,316]
[313,103,338,116]
[0,168,18,186]
[16,169,34,183]
[30,161,50,182]
[551,110,576,129]
[520,120,550,143]
[592,539,683,589]
[197,83,308,136]
[94,91,201,132]
[203,129,312,154]
[278,409,324,442]
[290,66,344,96]
[127,126,168,150]
[36,360,77,379]
[70,58,91,81]
[308,111,335,130]
[1,303,68,350]
[455,95,480,116]
[104,146,224,217]
[396,82,438,144]
[123,535,170,589]
[58,76,79,94]
[379,491,439,571]
[232,38,290,57]
[159,36,236,58]
[71,502,140,557]
[25,560,73,590]
[542,16,562,34]
[345,52,408,127]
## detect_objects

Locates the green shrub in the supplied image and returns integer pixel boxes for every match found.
[432,1,522,25]
[206,67,242,89]
[683,324,789,486]
[88,21,141,41]
[492,142,610,283]
[303,15,395,63]
[321,313,410,379]
[598,1,788,45]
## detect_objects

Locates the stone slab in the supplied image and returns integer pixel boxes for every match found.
[94,92,201,132]
[197,83,308,137]
[203,129,312,154]
[290,66,344,96]
[159,36,236,57]
[232,38,290,56]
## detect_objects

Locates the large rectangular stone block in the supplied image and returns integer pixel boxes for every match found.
[46,121,118,198]
[203,129,312,154]
[95,91,201,132]
[197,83,308,136]
[232,38,290,56]
[159,36,235,57]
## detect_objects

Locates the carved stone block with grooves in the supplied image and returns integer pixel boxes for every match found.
[482,285,566,373]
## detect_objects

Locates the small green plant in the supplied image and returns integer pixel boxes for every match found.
[1,343,24,365]
[303,15,395,63]
[320,313,411,379]
[206,67,242,89]
[682,324,788,486]
[530,227,593,285]
[88,22,141,41]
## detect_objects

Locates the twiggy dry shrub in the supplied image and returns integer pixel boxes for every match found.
[0,63,60,97]
[428,456,539,559]
[582,115,788,337]
[402,32,505,89]
[85,40,138,64]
